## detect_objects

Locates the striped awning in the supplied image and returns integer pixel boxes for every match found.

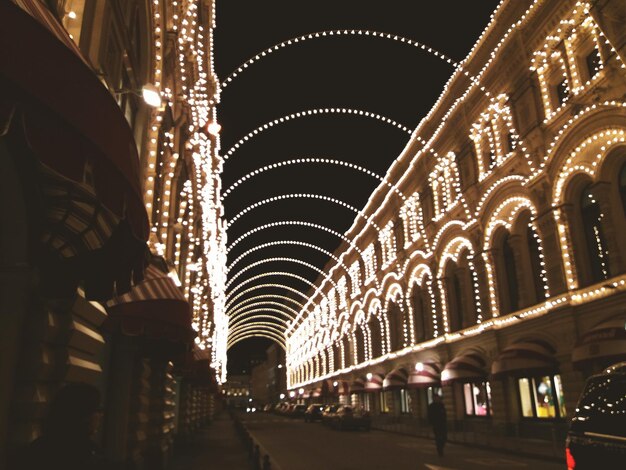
[491,340,557,377]
[407,362,441,388]
[105,263,193,345]
[383,368,409,390]
[311,387,322,398]
[1,1,149,300]
[573,315,626,365]
[350,376,366,393]
[364,373,385,391]
[442,353,487,384]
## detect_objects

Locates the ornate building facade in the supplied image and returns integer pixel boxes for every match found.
[286,0,626,443]
[0,0,225,468]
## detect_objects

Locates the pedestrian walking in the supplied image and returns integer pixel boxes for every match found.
[427,394,447,458]
[19,383,110,470]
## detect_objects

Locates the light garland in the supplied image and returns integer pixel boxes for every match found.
[222,107,411,162]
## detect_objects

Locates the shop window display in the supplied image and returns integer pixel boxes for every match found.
[517,374,567,419]
[427,386,443,405]
[463,381,492,416]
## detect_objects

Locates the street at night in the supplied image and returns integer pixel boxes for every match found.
[2,0,626,469]
[239,412,563,470]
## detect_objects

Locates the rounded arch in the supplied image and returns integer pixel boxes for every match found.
[406,263,439,341]
[227,333,286,351]
[438,236,482,333]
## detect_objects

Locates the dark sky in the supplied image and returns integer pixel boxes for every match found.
[214,0,501,374]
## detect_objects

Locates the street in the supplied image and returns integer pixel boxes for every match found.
[240,412,564,470]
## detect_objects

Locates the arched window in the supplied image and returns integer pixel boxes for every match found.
[527,226,545,303]
[355,327,366,364]
[581,185,611,283]
[502,233,519,314]
[342,336,351,368]
[452,272,465,330]
[619,163,626,216]
[387,302,403,352]
[411,286,430,342]
[369,318,383,358]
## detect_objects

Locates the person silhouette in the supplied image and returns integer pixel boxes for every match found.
[427,394,448,458]
[21,383,109,470]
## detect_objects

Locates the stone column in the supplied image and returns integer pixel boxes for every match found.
[472,251,491,321]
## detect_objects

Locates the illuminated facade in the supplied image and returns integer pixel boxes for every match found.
[286,0,626,441]
[1,0,225,467]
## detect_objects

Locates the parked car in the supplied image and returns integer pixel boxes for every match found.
[290,404,307,418]
[330,405,371,431]
[304,404,325,422]
[321,404,340,425]
[565,362,626,469]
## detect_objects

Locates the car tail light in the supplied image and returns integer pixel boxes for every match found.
[566,447,575,470]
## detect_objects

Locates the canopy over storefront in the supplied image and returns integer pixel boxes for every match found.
[491,339,557,378]
[1,0,149,300]
[383,367,409,390]
[350,376,366,393]
[407,361,441,388]
[442,352,487,384]
[573,315,626,366]
[105,261,194,350]
[364,372,384,391]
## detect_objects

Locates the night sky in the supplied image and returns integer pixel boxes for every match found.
[214,0,501,374]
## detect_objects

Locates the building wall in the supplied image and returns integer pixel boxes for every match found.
[286,0,626,441]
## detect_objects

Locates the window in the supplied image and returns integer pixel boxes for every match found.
[399,389,411,414]
[452,271,465,331]
[580,185,610,283]
[502,233,519,313]
[361,393,371,412]
[463,381,492,417]
[555,79,569,106]
[585,48,602,80]
[619,163,626,216]
[411,287,429,342]
[380,391,391,413]
[426,386,443,405]
[517,374,567,419]
[527,226,545,303]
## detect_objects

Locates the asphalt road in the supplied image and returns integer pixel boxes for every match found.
[239,412,565,470]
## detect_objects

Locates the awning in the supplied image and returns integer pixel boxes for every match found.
[364,373,384,391]
[407,362,441,388]
[326,379,350,396]
[311,387,322,398]
[350,376,366,393]
[442,353,487,384]
[491,340,557,378]
[573,315,626,365]
[105,263,193,345]
[1,1,149,299]
[383,367,409,390]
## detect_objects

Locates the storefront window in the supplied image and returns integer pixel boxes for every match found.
[426,386,443,404]
[517,374,567,419]
[518,378,534,417]
[380,391,391,413]
[463,381,492,416]
[361,393,371,412]
[399,389,411,414]
[61,0,86,45]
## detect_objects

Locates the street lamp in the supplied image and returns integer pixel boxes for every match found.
[289,391,295,398]
[116,83,162,108]
[279,393,285,400]
[366,373,373,381]
[141,84,162,108]
[415,362,424,372]
[333,381,338,387]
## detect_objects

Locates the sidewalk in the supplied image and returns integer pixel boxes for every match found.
[170,412,250,470]
[372,419,565,462]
